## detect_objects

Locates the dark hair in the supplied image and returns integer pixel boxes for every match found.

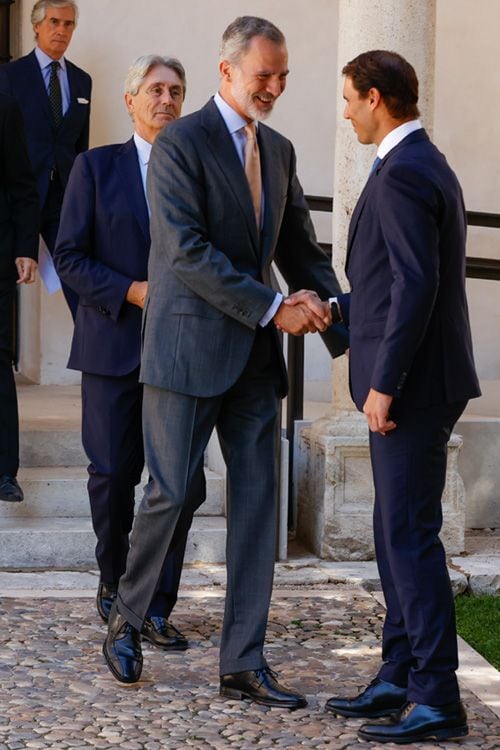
[342,50,419,119]
[220,16,285,64]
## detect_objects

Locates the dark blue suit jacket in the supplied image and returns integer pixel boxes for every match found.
[0,50,91,206]
[0,93,39,282]
[53,139,149,376]
[338,129,480,411]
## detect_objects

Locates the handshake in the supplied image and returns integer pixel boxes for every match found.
[274,289,332,336]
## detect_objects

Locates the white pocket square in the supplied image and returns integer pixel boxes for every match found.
[77,97,89,104]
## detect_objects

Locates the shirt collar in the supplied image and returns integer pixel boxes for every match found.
[377,119,422,160]
[214,91,257,134]
[133,132,152,165]
[35,46,67,72]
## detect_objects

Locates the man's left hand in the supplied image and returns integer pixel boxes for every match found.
[15,257,37,284]
[363,388,397,435]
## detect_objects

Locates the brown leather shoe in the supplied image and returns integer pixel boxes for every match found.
[141,616,188,651]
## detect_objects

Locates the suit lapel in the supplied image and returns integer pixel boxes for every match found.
[258,124,281,265]
[27,51,53,125]
[345,177,374,267]
[201,99,260,254]
[346,128,429,269]
[115,139,150,243]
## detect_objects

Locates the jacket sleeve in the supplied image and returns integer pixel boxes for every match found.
[273,143,349,357]
[53,152,133,321]
[2,97,39,260]
[369,162,441,396]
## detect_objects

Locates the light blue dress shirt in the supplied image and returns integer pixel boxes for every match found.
[35,46,71,116]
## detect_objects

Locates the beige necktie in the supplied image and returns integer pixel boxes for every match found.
[243,122,262,229]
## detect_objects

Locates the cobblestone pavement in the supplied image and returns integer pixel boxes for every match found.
[0,585,498,750]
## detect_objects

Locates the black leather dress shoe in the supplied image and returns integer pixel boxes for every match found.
[141,616,188,651]
[325,677,407,718]
[358,701,469,744]
[103,605,142,684]
[220,668,307,709]
[96,581,117,623]
[0,475,23,503]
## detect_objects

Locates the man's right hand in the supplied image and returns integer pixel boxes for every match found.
[284,289,332,326]
[274,299,328,335]
[126,280,148,309]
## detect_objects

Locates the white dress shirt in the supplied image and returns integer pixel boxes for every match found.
[133,131,152,214]
[376,119,422,159]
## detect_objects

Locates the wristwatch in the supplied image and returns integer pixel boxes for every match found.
[328,296,343,324]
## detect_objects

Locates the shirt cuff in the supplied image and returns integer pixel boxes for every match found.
[259,292,283,327]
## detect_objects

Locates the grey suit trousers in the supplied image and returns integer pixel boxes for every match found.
[117,327,282,675]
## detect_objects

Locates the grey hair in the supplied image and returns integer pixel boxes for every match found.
[220,16,285,65]
[124,54,187,99]
[31,0,79,27]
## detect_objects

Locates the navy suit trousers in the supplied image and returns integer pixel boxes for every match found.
[0,283,18,477]
[82,368,189,618]
[370,399,467,705]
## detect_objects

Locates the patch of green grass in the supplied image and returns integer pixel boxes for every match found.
[455,594,500,670]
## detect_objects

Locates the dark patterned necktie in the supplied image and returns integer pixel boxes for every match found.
[49,60,62,127]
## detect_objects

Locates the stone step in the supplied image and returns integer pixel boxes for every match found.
[0,516,227,568]
[0,467,225,518]
[19,428,87,467]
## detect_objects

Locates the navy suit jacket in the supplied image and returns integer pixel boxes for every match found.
[0,50,91,206]
[0,93,39,282]
[338,128,480,411]
[53,139,149,376]
[142,97,348,398]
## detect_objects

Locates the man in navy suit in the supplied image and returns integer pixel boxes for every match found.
[292,51,480,742]
[53,55,190,651]
[0,94,39,504]
[0,0,91,319]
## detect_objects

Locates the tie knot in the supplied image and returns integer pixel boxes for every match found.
[50,60,60,73]
[243,122,257,141]
[370,156,381,176]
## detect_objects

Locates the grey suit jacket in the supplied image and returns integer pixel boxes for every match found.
[141,97,347,398]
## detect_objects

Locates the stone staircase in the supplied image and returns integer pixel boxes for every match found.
[0,385,227,569]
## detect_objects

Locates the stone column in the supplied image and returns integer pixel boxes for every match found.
[296,0,466,559]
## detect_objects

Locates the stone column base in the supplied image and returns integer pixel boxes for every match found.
[296,412,465,560]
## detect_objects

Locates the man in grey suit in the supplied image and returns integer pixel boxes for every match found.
[103,16,347,707]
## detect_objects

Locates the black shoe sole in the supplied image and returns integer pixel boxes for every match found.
[97,608,109,624]
[358,724,469,744]
[325,704,402,718]
[141,632,189,651]
[102,642,142,684]
[220,685,307,710]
